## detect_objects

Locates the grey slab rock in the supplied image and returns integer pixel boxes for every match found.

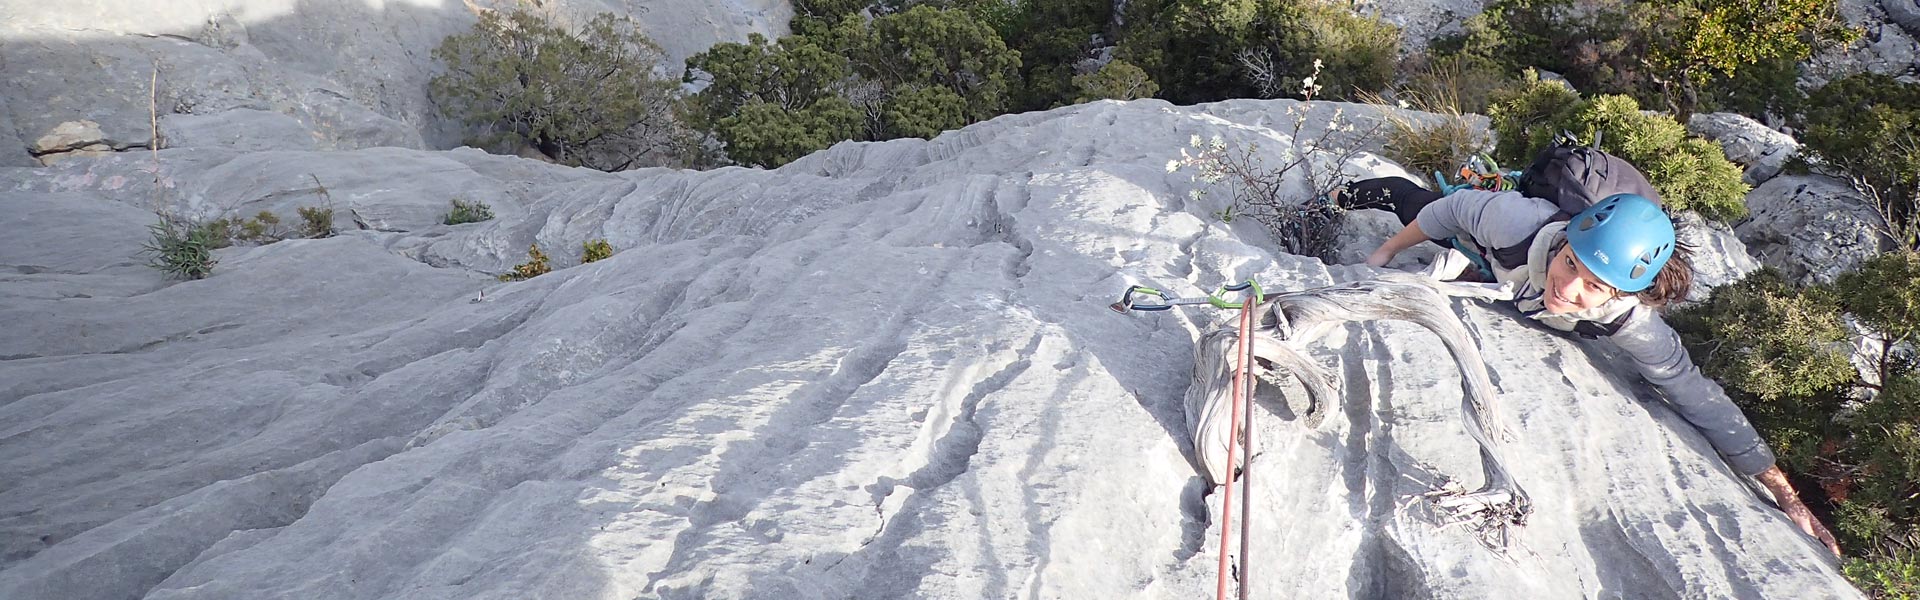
[1806,0,1920,86]
[1735,174,1890,286]
[1674,210,1762,305]
[0,98,1860,599]
[1334,206,1442,269]
[1883,0,1920,38]
[160,109,318,153]
[1350,0,1487,54]
[1687,112,1801,186]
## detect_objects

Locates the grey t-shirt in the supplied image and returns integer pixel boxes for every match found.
[1413,190,1777,476]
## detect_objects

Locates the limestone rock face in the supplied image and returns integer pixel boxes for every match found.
[1334,207,1443,269]
[1686,112,1800,186]
[1735,174,1890,286]
[0,99,1861,600]
[1805,0,1920,86]
[1350,0,1488,54]
[1881,0,1920,39]
[1674,210,1763,304]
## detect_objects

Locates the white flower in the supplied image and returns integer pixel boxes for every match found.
[1397,99,1411,109]
[1301,76,1316,89]
[1190,134,1202,147]
[1312,58,1324,71]
[1166,159,1181,173]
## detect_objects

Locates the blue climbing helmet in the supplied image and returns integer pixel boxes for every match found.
[1563,193,1675,293]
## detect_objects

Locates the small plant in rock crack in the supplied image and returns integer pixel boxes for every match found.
[582,238,614,263]
[142,216,219,279]
[444,199,495,225]
[1167,102,1382,260]
[298,206,334,238]
[499,244,552,281]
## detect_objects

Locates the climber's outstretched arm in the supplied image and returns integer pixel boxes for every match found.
[1366,218,1431,268]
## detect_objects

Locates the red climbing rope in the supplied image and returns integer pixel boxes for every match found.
[1217,296,1256,599]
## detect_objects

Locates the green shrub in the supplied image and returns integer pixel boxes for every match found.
[1670,268,1856,403]
[1668,268,1854,473]
[431,10,681,171]
[298,206,334,238]
[195,219,236,249]
[1836,251,1920,351]
[1488,75,1749,221]
[1372,91,1490,187]
[687,6,1019,165]
[499,244,552,281]
[1001,0,1113,110]
[235,210,285,243]
[1401,54,1519,115]
[444,199,495,226]
[881,84,970,139]
[1115,0,1397,104]
[142,217,219,280]
[582,239,614,263]
[1486,72,1582,163]
[1444,0,1854,117]
[1800,74,1920,248]
[1844,550,1920,600]
[1674,261,1920,594]
[856,5,1021,123]
[1072,59,1159,103]
[1292,1,1398,101]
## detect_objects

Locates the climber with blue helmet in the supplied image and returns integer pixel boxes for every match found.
[1349,182,1844,556]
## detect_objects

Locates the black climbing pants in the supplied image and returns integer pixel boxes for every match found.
[1337,177,1449,249]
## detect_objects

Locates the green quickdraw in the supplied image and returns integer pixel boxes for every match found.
[1109,280,1265,313]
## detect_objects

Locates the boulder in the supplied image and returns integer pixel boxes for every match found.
[1350,0,1487,54]
[1734,174,1890,286]
[1882,0,1920,39]
[1674,211,1762,304]
[1804,0,1920,86]
[1686,112,1800,186]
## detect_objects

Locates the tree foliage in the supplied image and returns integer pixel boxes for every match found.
[1116,0,1397,104]
[1439,0,1856,118]
[1488,74,1749,221]
[430,10,681,171]
[687,5,1023,167]
[1801,75,1920,249]
[855,5,1022,122]
[1673,260,1920,592]
[686,34,866,167]
[1072,60,1159,103]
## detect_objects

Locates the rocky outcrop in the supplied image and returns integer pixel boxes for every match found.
[1675,211,1763,304]
[0,99,1860,599]
[1805,0,1920,86]
[1734,174,1890,286]
[1686,112,1799,186]
[1351,0,1488,54]
[1882,0,1920,39]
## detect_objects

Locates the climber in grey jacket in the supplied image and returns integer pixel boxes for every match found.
[1354,182,1843,555]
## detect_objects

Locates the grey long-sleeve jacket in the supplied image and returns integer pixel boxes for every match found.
[1413,190,1777,475]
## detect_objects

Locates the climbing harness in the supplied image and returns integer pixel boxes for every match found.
[1433,153,1524,195]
